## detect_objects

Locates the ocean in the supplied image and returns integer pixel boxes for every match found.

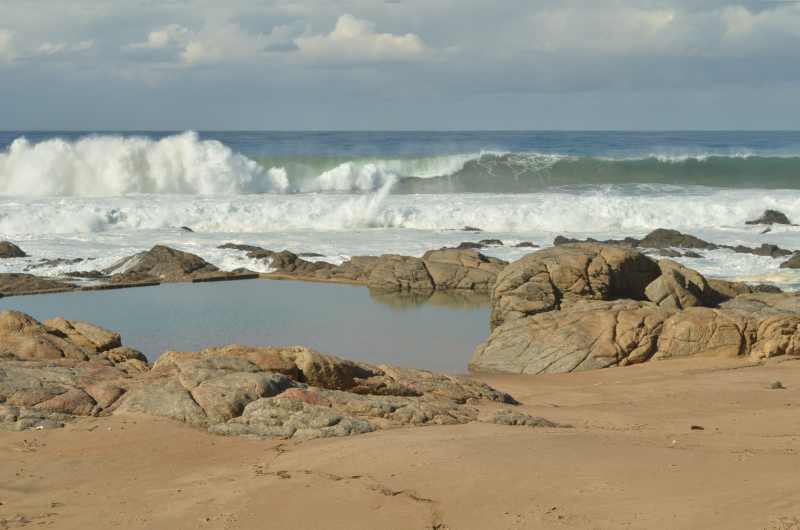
[1,130,800,288]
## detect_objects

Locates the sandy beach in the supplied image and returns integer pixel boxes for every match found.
[3,356,800,530]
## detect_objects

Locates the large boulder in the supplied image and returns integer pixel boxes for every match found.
[104,245,219,282]
[489,243,661,329]
[0,241,27,258]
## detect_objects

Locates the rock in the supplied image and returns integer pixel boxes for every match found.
[472,300,672,374]
[218,243,266,252]
[298,252,325,258]
[119,344,515,440]
[478,239,504,246]
[105,245,218,282]
[462,226,483,232]
[490,410,570,428]
[638,229,717,250]
[0,273,76,295]
[655,248,682,258]
[780,254,800,269]
[313,250,506,293]
[250,249,335,277]
[0,311,142,430]
[24,258,86,271]
[514,242,539,248]
[490,243,661,329]
[746,209,792,225]
[65,270,107,279]
[456,242,485,249]
[179,226,194,232]
[553,235,639,247]
[732,244,793,258]
[0,241,27,258]
[645,259,713,310]
[770,381,786,390]
[654,307,750,360]
[422,249,506,291]
[683,251,703,258]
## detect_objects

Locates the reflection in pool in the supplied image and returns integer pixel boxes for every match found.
[0,279,490,373]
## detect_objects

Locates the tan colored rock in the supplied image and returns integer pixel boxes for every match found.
[472,300,672,374]
[645,259,712,310]
[105,245,218,282]
[422,248,506,291]
[365,255,434,291]
[0,241,27,258]
[44,317,122,353]
[490,243,661,329]
[0,273,75,295]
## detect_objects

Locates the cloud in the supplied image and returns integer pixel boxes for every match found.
[127,24,189,50]
[35,40,95,57]
[294,14,429,62]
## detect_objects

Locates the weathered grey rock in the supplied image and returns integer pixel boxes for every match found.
[0,273,76,295]
[0,241,27,258]
[105,245,219,282]
[732,244,793,258]
[218,243,266,252]
[746,209,792,225]
[645,259,713,310]
[553,235,639,247]
[490,243,661,329]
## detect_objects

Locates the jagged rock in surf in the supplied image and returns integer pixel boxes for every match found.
[746,209,792,226]
[0,241,27,259]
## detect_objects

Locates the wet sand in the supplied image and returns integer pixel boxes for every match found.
[3,356,800,529]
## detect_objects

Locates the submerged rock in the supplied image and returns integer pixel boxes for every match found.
[0,241,27,259]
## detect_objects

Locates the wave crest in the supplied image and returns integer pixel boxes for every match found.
[0,132,289,196]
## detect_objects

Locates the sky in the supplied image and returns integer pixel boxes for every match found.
[1,0,799,130]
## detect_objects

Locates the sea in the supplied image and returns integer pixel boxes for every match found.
[2,130,800,289]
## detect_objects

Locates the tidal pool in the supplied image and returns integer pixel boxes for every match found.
[0,279,491,373]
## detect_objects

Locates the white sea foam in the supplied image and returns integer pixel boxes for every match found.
[0,132,289,196]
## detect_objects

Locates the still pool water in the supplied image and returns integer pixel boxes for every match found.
[0,279,491,374]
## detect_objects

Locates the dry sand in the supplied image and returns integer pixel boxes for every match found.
[3,357,800,530]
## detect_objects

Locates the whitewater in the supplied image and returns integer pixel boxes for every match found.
[1,130,799,288]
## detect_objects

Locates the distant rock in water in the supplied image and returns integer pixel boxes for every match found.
[780,254,800,269]
[179,226,194,233]
[638,229,717,250]
[514,242,539,248]
[297,252,325,258]
[732,244,793,258]
[478,239,504,246]
[553,235,639,247]
[746,209,792,226]
[456,242,485,249]
[462,226,483,232]
[218,242,266,252]
[0,241,27,259]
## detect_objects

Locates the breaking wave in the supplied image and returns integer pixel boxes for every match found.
[3,131,800,197]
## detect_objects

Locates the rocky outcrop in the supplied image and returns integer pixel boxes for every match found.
[1,310,521,438]
[638,229,718,250]
[105,245,219,282]
[0,311,147,431]
[304,249,507,293]
[490,243,661,329]
[746,209,792,225]
[116,344,515,440]
[0,273,76,296]
[0,241,27,258]
[248,249,336,277]
[472,245,800,374]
